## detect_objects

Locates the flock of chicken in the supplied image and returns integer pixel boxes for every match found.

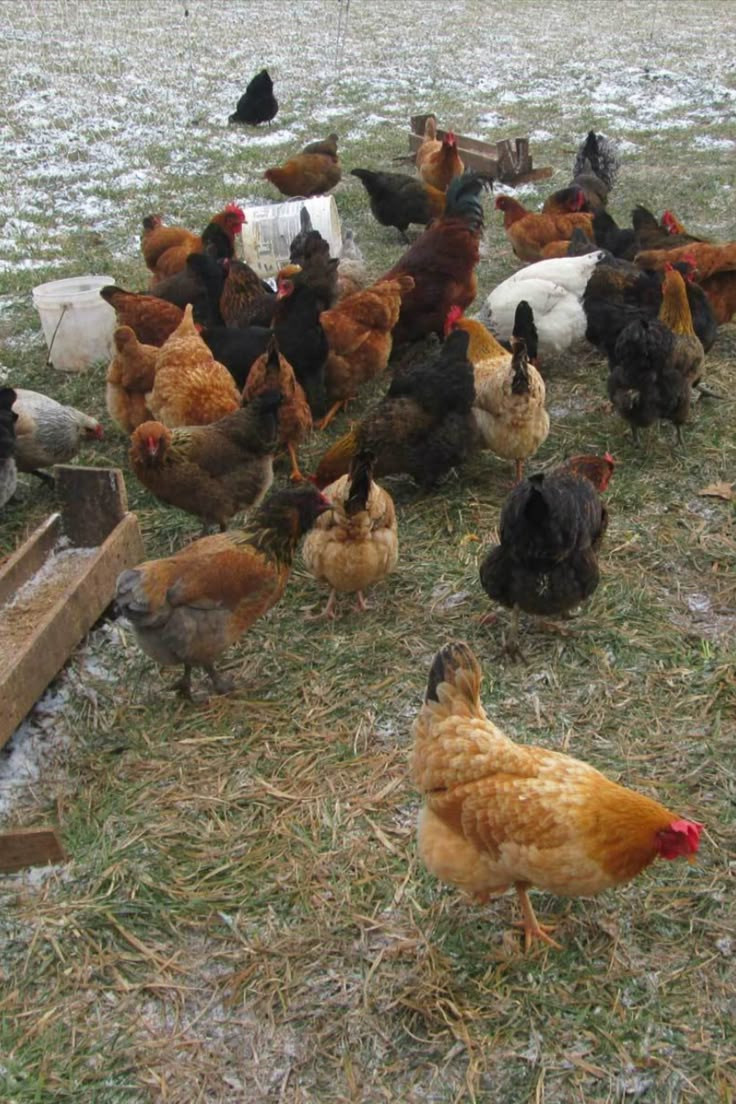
[5,92,726,948]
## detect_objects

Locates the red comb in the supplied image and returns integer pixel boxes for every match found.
[225,202,245,218]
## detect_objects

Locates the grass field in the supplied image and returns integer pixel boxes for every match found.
[1,2,735,1101]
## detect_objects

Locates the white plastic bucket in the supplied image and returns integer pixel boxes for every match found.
[32,275,116,372]
[241,196,342,278]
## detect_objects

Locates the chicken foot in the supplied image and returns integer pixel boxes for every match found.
[287,443,306,483]
[171,665,193,698]
[513,884,561,952]
[354,590,370,613]
[306,588,338,621]
[514,458,525,484]
[204,665,235,695]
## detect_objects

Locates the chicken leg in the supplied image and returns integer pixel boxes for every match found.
[354,590,370,613]
[514,458,524,484]
[316,399,349,431]
[288,443,305,482]
[306,588,338,621]
[513,884,561,951]
[501,606,526,663]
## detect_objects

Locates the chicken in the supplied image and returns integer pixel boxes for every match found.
[631,205,707,253]
[106,326,158,433]
[141,206,246,282]
[0,387,18,508]
[567,130,620,210]
[290,232,339,310]
[229,68,278,126]
[313,330,476,489]
[12,389,103,483]
[271,268,330,417]
[412,641,702,950]
[148,262,212,317]
[219,259,276,328]
[100,286,183,347]
[634,241,736,324]
[539,226,596,259]
[288,206,317,264]
[242,335,312,482]
[608,267,705,446]
[302,132,339,159]
[479,251,606,358]
[117,484,330,696]
[446,304,549,482]
[302,449,398,619]
[479,454,614,658]
[584,255,717,362]
[336,230,368,300]
[264,153,341,198]
[318,275,416,429]
[541,185,591,217]
[350,168,446,242]
[416,121,465,193]
[147,305,240,428]
[495,195,594,263]
[592,208,638,260]
[129,391,281,533]
[382,172,487,343]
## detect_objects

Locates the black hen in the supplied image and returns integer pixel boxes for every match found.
[592,209,638,260]
[229,69,278,126]
[350,169,445,239]
[608,319,691,445]
[479,455,613,656]
[273,272,329,417]
[314,331,476,489]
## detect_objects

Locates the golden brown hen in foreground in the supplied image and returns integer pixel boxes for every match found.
[413,641,703,950]
[116,484,330,697]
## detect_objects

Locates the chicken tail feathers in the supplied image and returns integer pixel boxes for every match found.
[346,448,374,515]
[313,427,358,488]
[443,172,489,232]
[425,641,482,710]
[512,300,538,364]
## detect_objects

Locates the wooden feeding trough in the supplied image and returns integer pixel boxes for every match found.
[0,466,144,751]
[409,114,553,187]
[0,466,144,872]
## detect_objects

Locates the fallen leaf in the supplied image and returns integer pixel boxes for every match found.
[698,482,734,501]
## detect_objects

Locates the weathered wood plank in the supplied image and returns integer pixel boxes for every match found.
[0,511,145,750]
[0,514,60,606]
[55,465,128,547]
[0,829,65,873]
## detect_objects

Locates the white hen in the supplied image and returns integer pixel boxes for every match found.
[477,252,607,357]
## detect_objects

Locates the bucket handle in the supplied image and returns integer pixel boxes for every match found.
[45,303,69,368]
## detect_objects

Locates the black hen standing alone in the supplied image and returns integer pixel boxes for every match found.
[229,69,278,126]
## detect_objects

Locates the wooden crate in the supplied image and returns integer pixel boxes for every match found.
[409,114,552,186]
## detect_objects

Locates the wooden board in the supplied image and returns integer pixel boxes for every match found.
[0,466,145,752]
[0,512,144,750]
[0,829,65,874]
[408,114,552,186]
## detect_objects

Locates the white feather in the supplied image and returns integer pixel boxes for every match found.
[479,253,605,356]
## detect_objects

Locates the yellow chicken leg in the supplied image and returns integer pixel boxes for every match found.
[515,458,524,484]
[354,590,370,613]
[288,443,305,482]
[513,884,561,951]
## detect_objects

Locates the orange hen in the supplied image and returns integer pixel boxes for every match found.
[106,326,158,432]
[413,642,703,950]
[147,304,240,427]
[495,196,594,263]
[243,335,312,481]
